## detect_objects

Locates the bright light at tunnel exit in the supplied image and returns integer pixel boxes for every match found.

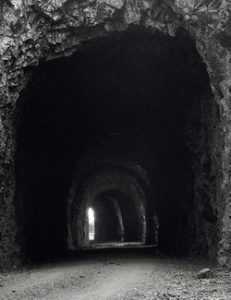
[87,207,95,241]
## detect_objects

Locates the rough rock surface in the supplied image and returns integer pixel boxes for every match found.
[1,0,231,267]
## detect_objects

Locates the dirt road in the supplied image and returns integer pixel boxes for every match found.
[1,250,230,300]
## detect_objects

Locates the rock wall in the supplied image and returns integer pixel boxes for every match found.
[1,0,231,267]
[183,92,220,258]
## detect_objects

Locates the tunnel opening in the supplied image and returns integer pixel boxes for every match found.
[15,27,219,262]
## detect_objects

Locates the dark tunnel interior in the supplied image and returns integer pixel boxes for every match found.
[15,27,216,262]
[92,194,122,242]
[95,190,140,242]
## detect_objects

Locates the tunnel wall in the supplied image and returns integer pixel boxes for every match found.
[0,0,231,267]
[183,93,220,257]
[111,199,125,242]
[171,83,228,262]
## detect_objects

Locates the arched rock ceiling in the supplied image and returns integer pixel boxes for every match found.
[0,0,231,103]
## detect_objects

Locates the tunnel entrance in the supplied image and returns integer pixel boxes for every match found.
[16,27,219,262]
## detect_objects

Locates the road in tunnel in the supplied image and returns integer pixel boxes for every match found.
[1,249,230,300]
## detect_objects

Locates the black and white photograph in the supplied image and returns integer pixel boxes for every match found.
[0,0,231,299]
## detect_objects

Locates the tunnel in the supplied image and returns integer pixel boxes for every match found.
[96,190,141,242]
[15,27,219,262]
[91,194,123,242]
[68,165,147,249]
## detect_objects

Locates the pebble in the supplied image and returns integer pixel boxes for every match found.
[195,268,212,279]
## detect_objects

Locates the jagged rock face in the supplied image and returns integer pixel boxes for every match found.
[1,0,231,267]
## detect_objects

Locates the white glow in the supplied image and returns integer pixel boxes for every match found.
[88,207,95,224]
[88,207,95,241]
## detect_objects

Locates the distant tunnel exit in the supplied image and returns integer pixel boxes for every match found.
[87,208,95,241]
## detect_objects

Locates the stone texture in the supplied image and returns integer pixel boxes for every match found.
[183,92,220,258]
[1,0,231,267]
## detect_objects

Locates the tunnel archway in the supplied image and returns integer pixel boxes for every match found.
[97,190,142,243]
[15,27,219,262]
[69,167,147,249]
